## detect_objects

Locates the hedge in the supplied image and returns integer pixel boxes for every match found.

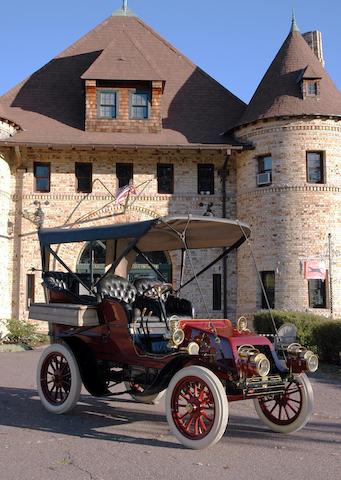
[253,310,341,364]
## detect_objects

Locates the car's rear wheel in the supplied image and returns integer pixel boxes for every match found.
[254,373,314,433]
[37,343,82,414]
[166,366,228,449]
[124,382,165,404]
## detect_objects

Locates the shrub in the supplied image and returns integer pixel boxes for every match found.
[253,310,341,364]
[6,318,40,346]
[311,321,341,364]
[253,310,328,348]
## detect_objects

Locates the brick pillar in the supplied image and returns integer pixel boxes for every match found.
[0,153,11,320]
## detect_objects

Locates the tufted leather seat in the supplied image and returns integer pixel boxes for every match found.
[43,271,97,305]
[96,274,137,304]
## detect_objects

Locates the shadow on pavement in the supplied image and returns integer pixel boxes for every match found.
[1,386,340,449]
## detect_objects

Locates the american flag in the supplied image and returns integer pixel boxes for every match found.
[115,183,137,205]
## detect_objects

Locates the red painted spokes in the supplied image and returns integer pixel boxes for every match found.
[40,352,71,405]
[259,381,303,426]
[171,376,215,439]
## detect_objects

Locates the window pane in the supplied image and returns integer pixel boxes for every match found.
[36,179,49,192]
[261,271,275,309]
[198,164,214,194]
[258,155,272,173]
[132,105,148,119]
[100,92,116,106]
[35,165,49,177]
[131,92,149,119]
[157,164,174,194]
[307,152,323,183]
[308,279,326,308]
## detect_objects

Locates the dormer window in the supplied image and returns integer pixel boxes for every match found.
[97,90,118,118]
[307,81,318,96]
[130,91,149,119]
[297,66,321,99]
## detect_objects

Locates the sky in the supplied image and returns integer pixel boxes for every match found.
[1,0,341,103]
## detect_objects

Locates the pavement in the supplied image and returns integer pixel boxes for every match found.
[0,347,340,480]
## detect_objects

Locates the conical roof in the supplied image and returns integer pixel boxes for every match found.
[238,29,341,127]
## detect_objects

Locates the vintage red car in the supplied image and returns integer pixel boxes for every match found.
[30,216,318,449]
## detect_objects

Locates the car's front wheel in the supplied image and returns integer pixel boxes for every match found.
[37,343,82,414]
[254,373,314,433]
[166,366,228,449]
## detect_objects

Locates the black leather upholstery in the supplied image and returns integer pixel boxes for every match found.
[43,272,97,306]
[97,274,137,304]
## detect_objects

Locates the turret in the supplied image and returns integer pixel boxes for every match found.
[234,19,341,317]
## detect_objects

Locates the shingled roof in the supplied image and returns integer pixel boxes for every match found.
[0,14,245,147]
[237,28,341,128]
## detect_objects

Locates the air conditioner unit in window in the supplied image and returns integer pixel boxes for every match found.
[257,172,271,186]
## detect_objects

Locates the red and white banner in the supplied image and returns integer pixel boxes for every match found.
[304,260,327,280]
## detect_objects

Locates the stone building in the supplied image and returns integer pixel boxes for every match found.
[0,5,340,322]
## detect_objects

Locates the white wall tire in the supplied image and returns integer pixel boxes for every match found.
[37,343,82,414]
[166,366,228,449]
[124,382,165,404]
[254,373,314,434]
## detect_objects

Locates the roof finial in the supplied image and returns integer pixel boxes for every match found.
[113,0,135,16]
[291,9,300,32]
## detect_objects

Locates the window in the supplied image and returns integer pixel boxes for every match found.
[307,152,324,184]
[213,274,222,310]
[97,90,117,118]
[261,271,275,309]
[307,81,318,96]
[198,164,214,195]
[257,155,272,186]
[157,164,174,194]
[308,279,327,308]
[130,92,149,119]
[34,162,50,192]
[75,163,92,193]
[116,163,133,188]
[26,274,35,309]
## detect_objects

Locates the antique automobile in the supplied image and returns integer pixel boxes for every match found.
[30,215,318,449]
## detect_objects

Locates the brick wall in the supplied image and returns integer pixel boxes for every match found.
[0,147,238,322]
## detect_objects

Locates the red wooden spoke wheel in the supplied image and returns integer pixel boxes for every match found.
[258,381,303,425]
[171,376,215,439]
[37,343,82,414]
[254,373,314,434]
[41,352,72,405]
[166,366,228,449]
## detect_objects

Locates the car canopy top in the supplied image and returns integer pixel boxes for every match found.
[38,215,251,252]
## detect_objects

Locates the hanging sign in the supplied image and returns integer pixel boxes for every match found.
[304,260,327,280]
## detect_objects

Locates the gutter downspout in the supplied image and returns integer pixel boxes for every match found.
[219,152,230,319]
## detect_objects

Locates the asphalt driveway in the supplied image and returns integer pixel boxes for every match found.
[0,348,340,480]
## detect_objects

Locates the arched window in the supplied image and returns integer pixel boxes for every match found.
[76,241,106,287]
[77,241,172,284]
[129,251,172,283]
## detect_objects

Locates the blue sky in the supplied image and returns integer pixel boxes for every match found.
[1,0,340,102]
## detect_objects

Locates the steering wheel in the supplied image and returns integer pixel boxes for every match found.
[143,282,173,301]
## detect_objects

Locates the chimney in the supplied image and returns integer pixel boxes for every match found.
[302,31,325,67]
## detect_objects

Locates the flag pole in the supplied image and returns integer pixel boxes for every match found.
[328,233,333,318]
